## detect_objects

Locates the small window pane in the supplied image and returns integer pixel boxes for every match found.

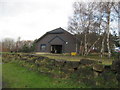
[40,44,46,51]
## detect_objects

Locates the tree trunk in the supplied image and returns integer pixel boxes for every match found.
[84,34,87,56]
[100,36,105,58]
[86,37,100,55]
[75,35,78,53]
[80,41,84,55]
[106,5,111,58]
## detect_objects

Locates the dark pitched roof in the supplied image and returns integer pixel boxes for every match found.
[35,27,80,43]
[47,27,64,34]
[48,36,66,43]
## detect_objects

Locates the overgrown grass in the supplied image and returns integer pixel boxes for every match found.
[0,63,2,89]
[38,53,113,65]
[2,62,88,88]
[2,53,119,88]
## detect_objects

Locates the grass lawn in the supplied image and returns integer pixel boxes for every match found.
[2,62,88,88]
[0,56,2,89]
[0,64,2,89]
[37,53,113,65]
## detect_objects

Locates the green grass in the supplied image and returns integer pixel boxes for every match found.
[2,62,88,88]
[0,63,2,89]
[38,53,113,65]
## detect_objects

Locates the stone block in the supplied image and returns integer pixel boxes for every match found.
[93,64,104,73]
[112,60,120,74]
[80,59,97,65]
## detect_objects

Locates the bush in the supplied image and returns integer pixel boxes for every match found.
[19,44,35,53]
[112,52,120,60]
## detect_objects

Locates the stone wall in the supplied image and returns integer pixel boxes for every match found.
[2,53,120,87]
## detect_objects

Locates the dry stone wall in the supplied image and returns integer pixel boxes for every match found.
[2,53,120,87]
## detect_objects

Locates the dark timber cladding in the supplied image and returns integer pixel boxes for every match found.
[35,27,80,53]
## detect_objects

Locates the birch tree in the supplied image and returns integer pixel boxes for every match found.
[68,2,98,56]
[101,2,116,58]
[68,1,119,58]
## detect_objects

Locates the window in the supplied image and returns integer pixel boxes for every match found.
[40,44,46,51]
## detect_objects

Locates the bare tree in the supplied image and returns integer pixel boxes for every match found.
[2,38,15,52]
[16,37,21,52]
[101,2,117,58]
[68,2,101,56]
[68,1,119,58]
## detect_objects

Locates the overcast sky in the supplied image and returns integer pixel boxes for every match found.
[0,0,75,41]
[0,0,119,41]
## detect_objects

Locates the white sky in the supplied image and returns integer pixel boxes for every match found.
[0,0,74,41]
[0,0,119,41]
